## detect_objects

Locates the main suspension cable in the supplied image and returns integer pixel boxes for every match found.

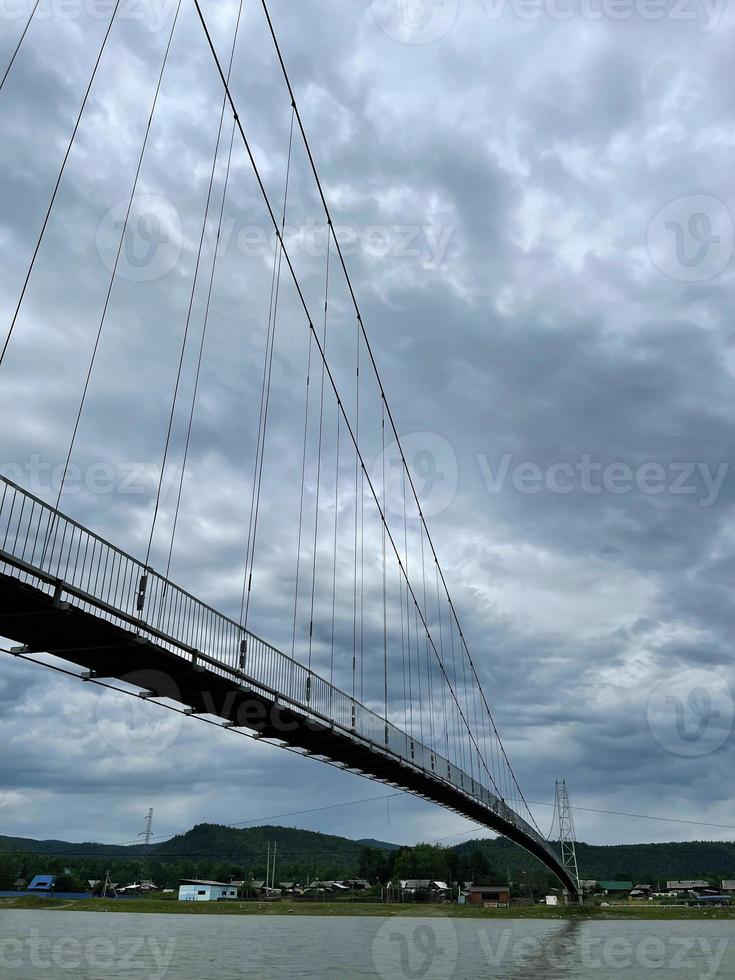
[0,0,40,94]
[256,0,530,818]
[0,1,122,369]
[193,0,503,801]
[48,0,183,528]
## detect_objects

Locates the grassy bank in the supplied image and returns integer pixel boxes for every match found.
[2,896,733,919]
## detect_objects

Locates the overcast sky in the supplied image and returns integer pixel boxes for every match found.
[0,0,734,854]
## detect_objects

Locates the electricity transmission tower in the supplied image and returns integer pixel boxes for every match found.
[553,780,581,903]
[139,808,154,848]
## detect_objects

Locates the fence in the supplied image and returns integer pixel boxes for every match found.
[0,474,559,866]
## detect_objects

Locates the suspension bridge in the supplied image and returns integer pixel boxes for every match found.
[0,1,580,896]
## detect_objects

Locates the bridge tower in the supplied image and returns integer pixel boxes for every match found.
[553,780,581,903]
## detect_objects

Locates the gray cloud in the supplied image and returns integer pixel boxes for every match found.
[0,0,733,851]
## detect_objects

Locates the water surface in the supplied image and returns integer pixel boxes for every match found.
[0,910,731,979]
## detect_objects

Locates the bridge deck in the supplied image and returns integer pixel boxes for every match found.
[0,476,576,893]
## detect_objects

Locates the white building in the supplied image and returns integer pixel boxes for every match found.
[178,879,238,902]
[666,880,709,892]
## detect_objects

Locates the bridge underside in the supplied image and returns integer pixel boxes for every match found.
[0,568,577,894]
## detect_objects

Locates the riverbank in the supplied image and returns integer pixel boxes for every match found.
[2,896,733,919]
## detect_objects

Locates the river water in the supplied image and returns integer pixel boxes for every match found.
[0,910,732,979]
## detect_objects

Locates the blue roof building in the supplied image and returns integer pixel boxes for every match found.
[28,875,55,892]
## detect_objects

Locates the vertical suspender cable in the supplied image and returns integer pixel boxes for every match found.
[194,0,504,803]
[402,464,413,740]
[290,314,314,660]
[329,410,340,688]
[162,0,247,582]
[351,324,360,708]
[254,0,535,824]
[307,233,330,674]
[435,561,450,763]
[143,2,246,573]
[162,120,237,583]
[419,523,435,751]
[381,394,388,742]
[47,1,182,522]
[38,1,181,572]
[241,106,296,636]
[0,0,122,369]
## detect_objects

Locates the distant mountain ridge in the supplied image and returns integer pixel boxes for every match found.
[0,824,399,868]
[2,824,733,881]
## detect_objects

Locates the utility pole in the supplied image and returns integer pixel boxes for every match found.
[554,780,581,904]
[266,842,271,892]
[272,842,277,891]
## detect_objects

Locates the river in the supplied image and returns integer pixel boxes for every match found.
[0,910,731,978]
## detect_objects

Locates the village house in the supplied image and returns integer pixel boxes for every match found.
[464,884,511,906]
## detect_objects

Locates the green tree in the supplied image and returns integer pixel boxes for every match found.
[0,852,21,890]
[394,844,448,880]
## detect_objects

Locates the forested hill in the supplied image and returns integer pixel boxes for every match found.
[152,823,393,869]
[2,823,734,883]
[0,823,399,876]
[455,836,735,882]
